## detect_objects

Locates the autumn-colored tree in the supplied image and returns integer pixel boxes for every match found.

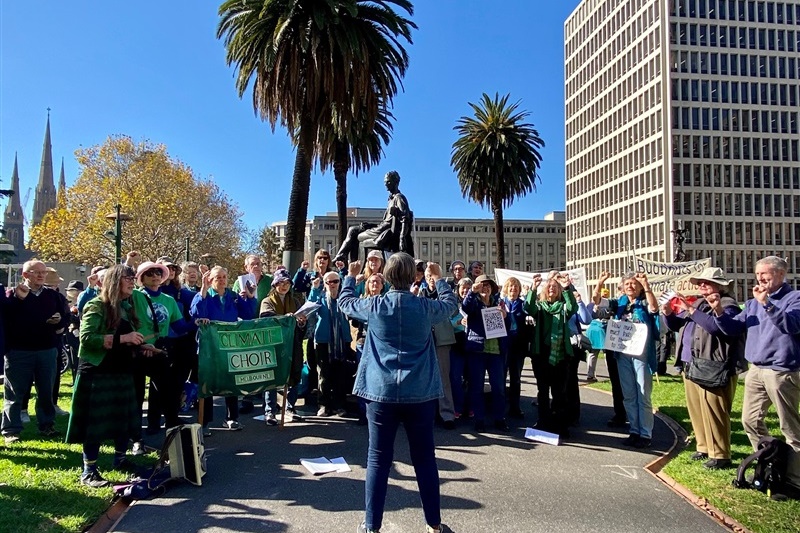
[29,136,245,272]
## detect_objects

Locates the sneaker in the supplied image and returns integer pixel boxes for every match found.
[20,410,30,424]
[426,525,452,533]
[622,434,640,447]
[80,470,110,488]
[690,451,708,461]
[4,434,20,445]
[39,426,60,438]
[585,376,598,383]
[633,437,652,449]
[224,419,243,431]
[265,413,278,426]
[357,521,380,533]
[317,407,332,417]
[287,410,305,423]
[335,408,347,417]
[131,441,145,456]
[54,405,70,416]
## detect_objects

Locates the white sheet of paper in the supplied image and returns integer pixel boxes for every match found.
[524,427,560,446]
[330,457,351,473]
[295,300,321,318]
[481,307,507,339]
[238,273,257,292]
[300,457,340,475]
[603,319,648,356]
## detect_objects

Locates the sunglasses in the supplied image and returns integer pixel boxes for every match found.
[143,269,164,277]
[325,279,340,285]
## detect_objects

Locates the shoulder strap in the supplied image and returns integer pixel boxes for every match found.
[142,293,160,338]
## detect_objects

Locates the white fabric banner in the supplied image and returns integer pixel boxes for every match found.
[494,267,589,303]
[632,256,711,297]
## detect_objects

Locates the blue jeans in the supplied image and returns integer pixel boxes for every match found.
[2,348,57,435]
[449,346,467,415]
[365,399,440,531]
[616,354,654,438]
[264,387,298,415]
[468,351,506,422]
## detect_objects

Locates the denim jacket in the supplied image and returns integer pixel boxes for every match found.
[338,276,458,403]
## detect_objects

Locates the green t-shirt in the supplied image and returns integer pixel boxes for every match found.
[232,274,273,310]
[133,289,182,341]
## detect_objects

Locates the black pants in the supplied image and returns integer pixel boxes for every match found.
[305,338,319,393]
[532,356,569,434]
[566,350,583,424]
[316,343,349,411]
[606,351,627,421]
[134,355,179,435]
[505,335,529,413]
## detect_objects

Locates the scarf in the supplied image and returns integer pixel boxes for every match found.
[327,295,345,361]
[535,298,573,366]
[266,290,298,316]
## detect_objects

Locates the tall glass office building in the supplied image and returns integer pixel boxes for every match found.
[565,0,800,299]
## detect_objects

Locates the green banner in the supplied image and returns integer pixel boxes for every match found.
[197,316,295,398]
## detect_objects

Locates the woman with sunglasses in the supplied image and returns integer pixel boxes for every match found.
[308,270,353,417]
[65,265,149,487]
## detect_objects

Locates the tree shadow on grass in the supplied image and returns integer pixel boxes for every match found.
[0,484,110,533]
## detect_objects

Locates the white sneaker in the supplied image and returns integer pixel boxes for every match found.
[20,410,30,424]
[131,441,145,456]
[54,405,70,416]
[224,419,243,430]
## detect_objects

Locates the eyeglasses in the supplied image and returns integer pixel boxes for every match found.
[325,280,340,285]
[452,267,465,272]
[122,276,136,282]
[27,270,48,275]
[143,269,163,277]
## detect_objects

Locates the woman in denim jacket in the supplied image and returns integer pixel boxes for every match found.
[338,253,457,533]
[462,274,510,432]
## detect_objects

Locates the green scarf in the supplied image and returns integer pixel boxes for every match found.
[535,299,573,366]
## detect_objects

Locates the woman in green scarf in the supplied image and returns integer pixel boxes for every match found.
[524,273,577,438]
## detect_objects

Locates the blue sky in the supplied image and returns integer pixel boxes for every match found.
[0,1,580,233]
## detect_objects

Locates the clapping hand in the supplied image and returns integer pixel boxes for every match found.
[556,274,571,289]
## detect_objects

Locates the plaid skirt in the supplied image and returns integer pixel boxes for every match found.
[66,372,140,444]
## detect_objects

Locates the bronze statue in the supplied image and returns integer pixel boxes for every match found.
[333,170,414,263]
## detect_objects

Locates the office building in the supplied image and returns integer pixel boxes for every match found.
[565,0,800,300]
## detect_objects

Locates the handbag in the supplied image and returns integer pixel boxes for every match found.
[684,357,731,389]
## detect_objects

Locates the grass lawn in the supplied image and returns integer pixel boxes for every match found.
[591,372,800,533]
[0,374,156,533]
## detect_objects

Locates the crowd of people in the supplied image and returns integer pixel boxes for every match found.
[1,249,799,520]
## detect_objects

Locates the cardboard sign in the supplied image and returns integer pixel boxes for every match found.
[603,319,648,356]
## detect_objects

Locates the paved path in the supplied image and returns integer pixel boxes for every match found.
[114,361,727,533]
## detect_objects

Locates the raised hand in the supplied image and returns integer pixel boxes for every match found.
[15,282,30,299]
[635,272,650,290]
[426,262,442,281]
[598,270,612,283]
[311,276,322,289]
[531,274,543,289]
[301,260,310,270]
[752,285,769,305]
[556,274,571,289]
[348,261,362,277]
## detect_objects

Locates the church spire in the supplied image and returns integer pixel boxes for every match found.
[32,109,57,226]
[3,153,26,254]
[58,157,67,200]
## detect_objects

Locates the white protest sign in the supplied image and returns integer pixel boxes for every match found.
[633,256,711,298]
[495,267,589,303]
[603,319,648,356]
[481,307,507,339]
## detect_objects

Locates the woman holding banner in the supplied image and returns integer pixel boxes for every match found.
[190,266,255,433]
[339,253,457,533]
[593,271,659,449]
[661,267,744,469]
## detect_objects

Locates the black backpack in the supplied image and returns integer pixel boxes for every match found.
[733,436,792,495]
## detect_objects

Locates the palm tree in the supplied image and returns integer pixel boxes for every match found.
[451,93,545,269]
[217,0,416,271]
[317,106,394,245]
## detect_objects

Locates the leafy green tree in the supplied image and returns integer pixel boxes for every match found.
[217,0,416,270]
[29,136,245,272]
[451,93,545,269]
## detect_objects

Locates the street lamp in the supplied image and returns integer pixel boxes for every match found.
[105,204,132,264]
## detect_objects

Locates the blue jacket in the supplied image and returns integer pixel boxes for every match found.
[338,276,458,403]
[715,282,800,371]
[308,286,352,346]
[190,288,255,322]
[461,290,510,354]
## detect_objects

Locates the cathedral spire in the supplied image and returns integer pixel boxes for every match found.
[32,109,57,226]
[3,153,25,254]
[58,157,67,200]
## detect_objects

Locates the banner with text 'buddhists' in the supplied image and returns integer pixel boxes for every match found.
[197,316,294,398]
[633,256,711,297]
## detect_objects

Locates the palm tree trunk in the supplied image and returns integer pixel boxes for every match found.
[493,201,506,269]
[333,140,350,247]
[283,124,315,273]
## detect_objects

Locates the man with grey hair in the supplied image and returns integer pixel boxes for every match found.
[708,255,800,494]
[2,259,70,444]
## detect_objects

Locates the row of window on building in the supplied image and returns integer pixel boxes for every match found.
[672,0,800,25]
[671,20,800,50]
[672,49,800,80]
[673,132,800,161]
[672,80,800,111]
[569,193,666,242]
[566,0,658,61]
[672,162,800,188]
[675,190,800,219]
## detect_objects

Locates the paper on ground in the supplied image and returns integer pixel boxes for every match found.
[524,427,560,446]
[300,456,351,475]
